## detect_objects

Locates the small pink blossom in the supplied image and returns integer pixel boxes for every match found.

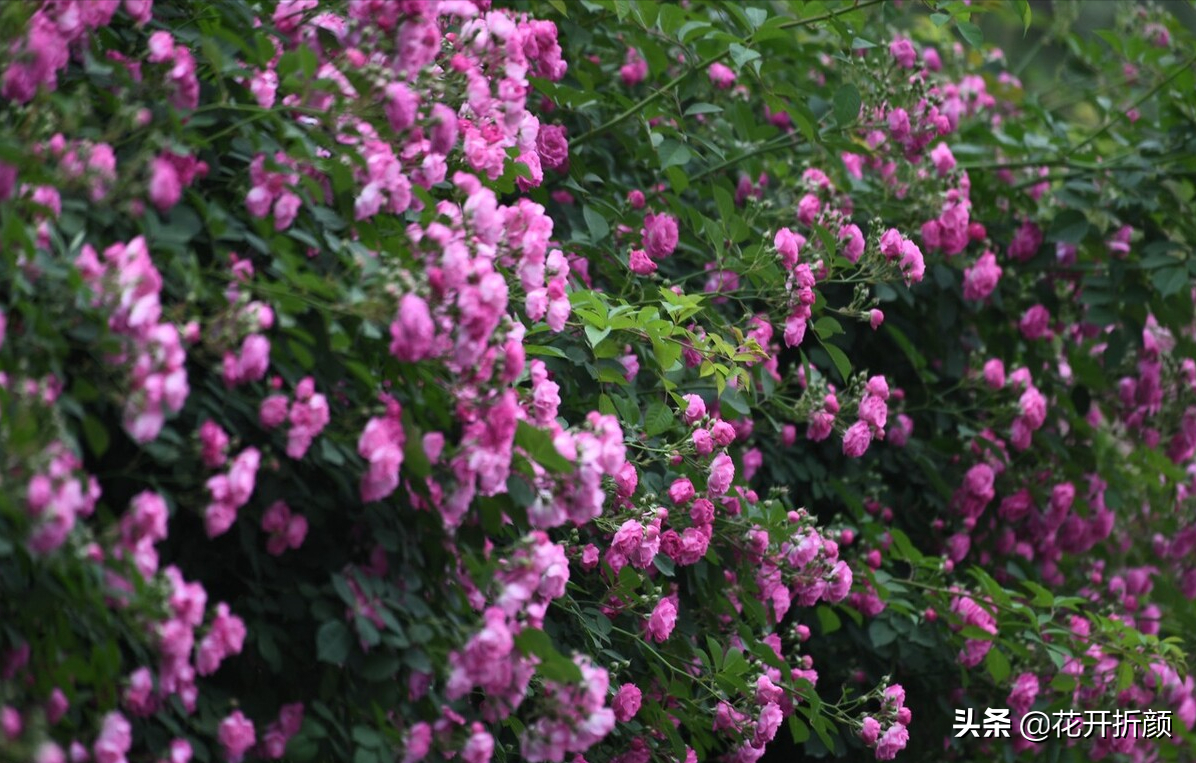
[669,478,695,505]
[929,143,956,176]
[646,597,677,642]
[708,453,734,495]
[860,716,881,746]
[1018,304,1051,340]
[148,156,182,211]
[218,711,256,763]
[628,248,656,275]
[708,62,736,89]
[682,394,706,424]
[962,251,1001,301]
[889,37,917,68]
[642,213,679,259]
[875,724,909,760]
[612,683,642,722]
[620,48,648,86]
[843,421,873,458]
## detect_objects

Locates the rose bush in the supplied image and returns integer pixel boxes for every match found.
[1,0,1195,762]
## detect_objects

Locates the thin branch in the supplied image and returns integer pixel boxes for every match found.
[571,0,886,147]
[1067,52,1196,158]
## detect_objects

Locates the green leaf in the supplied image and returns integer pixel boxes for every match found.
[885,324,927,371]
[585,324,612,348]
[720,386,750,416]
[868,619,897,648]
[525,344,568,359]
[713,186,735,229]
[728,43,761,71]
[515,420,574,473]
[598,393,617,416]
[788,716,811,744]
[1048,210,1089,244]
[653,554,676,577]
[316,620,352,664]
[507,474,536,507]
[706,636,724,671]
[985,647,1010,683]
[957,21,983,47]
[352,726,383,748]
[286,337,315,369]
[813,224,837,259]
[813,316,843,338]
[959,625,996,641]
[658,3,685,33]
[644,401,674,437]
[887,528,924,563]
[81,415,110,457]
[331,573,355,605]
[809,713,837,751]
[832,84,861,125]
[1152,265,1187,297]
[721,648,749,676]
[1015,0,1032,33]
[514,628,583,683]
[354,749,382,763]
[651,333,682,371]
[583,206,609,243]
[822,342,852,384]
[657,139,692,170]
[816,605,841,635]
[1116,660,1134,691]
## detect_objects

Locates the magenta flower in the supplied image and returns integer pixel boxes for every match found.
[612,683,642,722]
[642,212,679,259]
[708,61,736,89]
[889,37,917,68]
[647,597,677,642]
[218,711,256,763]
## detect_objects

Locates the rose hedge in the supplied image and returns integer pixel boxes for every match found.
[1,1,1196,762]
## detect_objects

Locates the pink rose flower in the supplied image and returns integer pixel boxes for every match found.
[390,294,436,362]
[875,723,909,760]
[707,62,735,89]
[842,421,873,458]
[962,251,1001,301]
[536,124,569,173]
[889,37,917,68]
[930,142,956,176]
[839,223,865,264]
[860,716,881,746]
[461,724,493,763]
[148,156,182,211]
[642,213,679,259]
[774,227,805,268]
[628,248,656,275]
[1018,304,1051,340]
[612,683,642,722]
[708,453,734,495]
[646,597,677,642]
[668,478,695,505]
[403,722,432,763]
[620,48,648,86]
[218,711,256,763]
